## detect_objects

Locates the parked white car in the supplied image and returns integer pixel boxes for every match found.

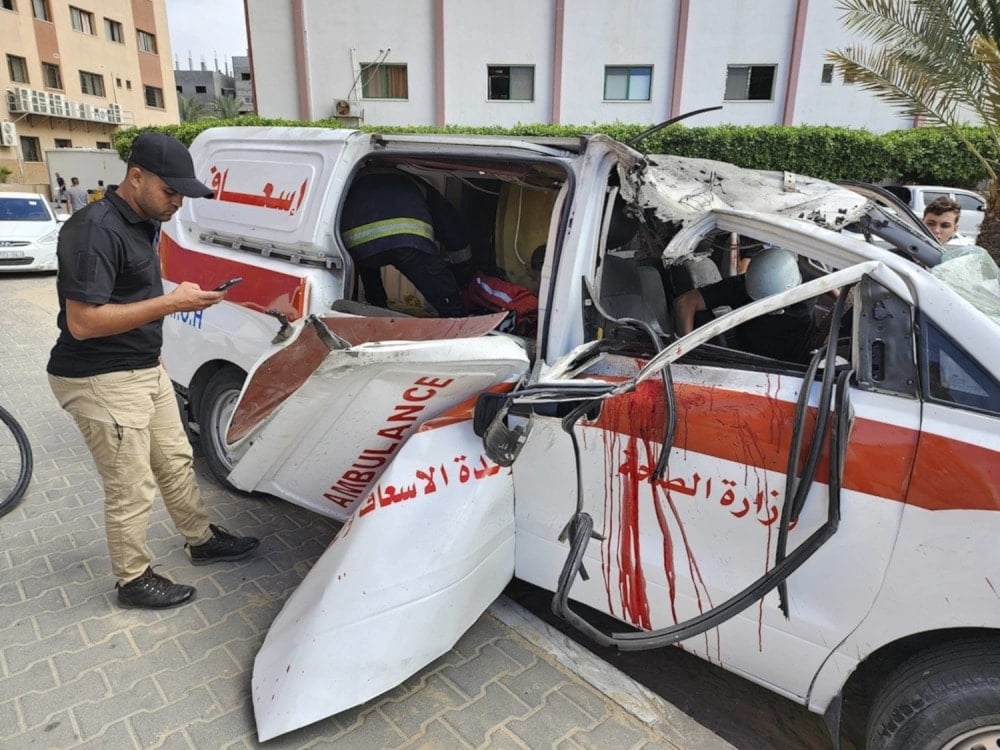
[0,192,65,273]
[884,184,986,241]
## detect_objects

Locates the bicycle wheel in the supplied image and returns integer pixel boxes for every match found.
[0,404,32,518]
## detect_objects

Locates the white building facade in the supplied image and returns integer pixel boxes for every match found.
[245,0,912,132]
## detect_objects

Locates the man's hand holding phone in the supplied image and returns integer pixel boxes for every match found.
[214,277,243,291]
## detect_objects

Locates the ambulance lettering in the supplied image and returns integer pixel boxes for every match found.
[170,309,204,329]
[322,376,456,508]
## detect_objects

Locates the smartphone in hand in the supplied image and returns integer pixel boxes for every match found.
[213,277,243,291]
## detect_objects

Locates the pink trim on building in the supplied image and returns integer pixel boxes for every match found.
[434,0,446,125]
[243,0,257,115]
[292,0,311,120]
[552,0,565,124]
[670,0,689,119]
[782,0,809,125]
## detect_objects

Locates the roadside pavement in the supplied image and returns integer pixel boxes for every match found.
[0,273,734,749]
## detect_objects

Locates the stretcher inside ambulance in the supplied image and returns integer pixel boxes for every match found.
[160,127,1000,748]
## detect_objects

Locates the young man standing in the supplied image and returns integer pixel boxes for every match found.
[922,196,974,246]
[47,132,259,610]
[65,177,89,213]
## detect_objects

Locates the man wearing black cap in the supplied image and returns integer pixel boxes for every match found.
[47,132,259,610]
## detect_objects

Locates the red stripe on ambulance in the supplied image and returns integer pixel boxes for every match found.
[159,234,309,320]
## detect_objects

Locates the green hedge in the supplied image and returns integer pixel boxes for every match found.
[113,119,997,189]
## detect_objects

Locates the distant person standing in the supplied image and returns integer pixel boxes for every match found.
[65,177,89,213]
[55,173,66,206]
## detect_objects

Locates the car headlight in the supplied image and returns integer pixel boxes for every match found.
[36,227,60,245]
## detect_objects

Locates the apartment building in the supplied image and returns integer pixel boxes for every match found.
[246,0,911,132]
[1,0,178,190]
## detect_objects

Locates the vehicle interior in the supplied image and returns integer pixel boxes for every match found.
[336,153,569,326]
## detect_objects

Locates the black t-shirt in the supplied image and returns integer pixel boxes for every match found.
[699,275,815,363]
[47,192,164,377]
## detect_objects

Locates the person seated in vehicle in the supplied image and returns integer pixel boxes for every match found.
[922,195,975,246]
[340,168,470,317]
[672,246,815,363]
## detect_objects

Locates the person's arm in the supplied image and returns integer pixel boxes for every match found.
[673,288,706,336]
[66,282,224,340]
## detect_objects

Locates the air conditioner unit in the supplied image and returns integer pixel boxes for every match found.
[108,102,122,123]
[93,107,109,122]
[29,90,49,114]
[334,99,362,118]
[79,103,94,120]
[0,120,16,147]
[12,87,31,112]
[47,92,66,116]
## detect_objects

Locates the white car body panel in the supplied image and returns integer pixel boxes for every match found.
[155,126,1000,741]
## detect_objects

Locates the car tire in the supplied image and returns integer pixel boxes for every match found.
[197,366,247,493]
[866,638,1000,750]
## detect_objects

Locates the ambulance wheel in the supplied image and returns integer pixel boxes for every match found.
[865,638,1000,750]
[198,366,246,493]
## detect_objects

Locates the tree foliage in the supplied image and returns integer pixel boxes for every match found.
[177,96,206,123]
[211,95,243,120]
[827,0,1000,256]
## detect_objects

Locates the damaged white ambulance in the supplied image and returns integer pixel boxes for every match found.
[160,127,1000,748]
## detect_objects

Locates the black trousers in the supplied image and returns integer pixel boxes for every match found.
[357,247,466,317]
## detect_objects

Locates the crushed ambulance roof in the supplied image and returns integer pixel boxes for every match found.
[627,154,869,231]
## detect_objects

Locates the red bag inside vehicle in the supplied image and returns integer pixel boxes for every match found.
[463,272,539,335]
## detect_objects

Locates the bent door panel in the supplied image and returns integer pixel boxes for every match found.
[226,314,529,521]
[513,271,919,700]
[253,418,516,740]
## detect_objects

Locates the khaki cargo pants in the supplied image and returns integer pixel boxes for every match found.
[49,365,213,583]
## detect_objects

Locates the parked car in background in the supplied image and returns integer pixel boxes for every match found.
[0,192,66,273]
[884,184,986,241]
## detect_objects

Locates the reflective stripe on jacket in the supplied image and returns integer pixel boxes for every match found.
[340,171,468,261]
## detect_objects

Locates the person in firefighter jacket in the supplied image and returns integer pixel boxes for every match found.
[340,169,470,317]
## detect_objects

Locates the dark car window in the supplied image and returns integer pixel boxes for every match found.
[955,193,984,212]
[924,190,949,203]
[920,316,1000,415]
[0,198,52,222]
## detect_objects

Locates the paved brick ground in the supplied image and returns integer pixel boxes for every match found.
[0,273,730,749]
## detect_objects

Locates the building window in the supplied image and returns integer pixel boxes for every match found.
[32,0,50,21]
[241,72,250,81]
[724,64,776,100]
[195,85,207,93]
[604,66,652,101]
[54,138,72,148]
[137,30,157,54]
[96,141,111,149]
[104,18,124,43]
[7,55,29,84]
[21,136,41,162]
[125,80,132,90]
[79,70,105,96]
[360,63,408,99]
[1,0,14,11]
[821,63,834,84]
[176,85,183,93]
[487,65,534,101]
[42,62,62,89]
[70,6,95,34]
[144,85,164,108]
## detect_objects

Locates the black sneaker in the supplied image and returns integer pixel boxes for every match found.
[186,524,259,565]
[116,566,195,609]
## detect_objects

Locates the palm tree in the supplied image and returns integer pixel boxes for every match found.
[178,96,206,123]
[212,94,243,120]
[828,0,1000,258]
